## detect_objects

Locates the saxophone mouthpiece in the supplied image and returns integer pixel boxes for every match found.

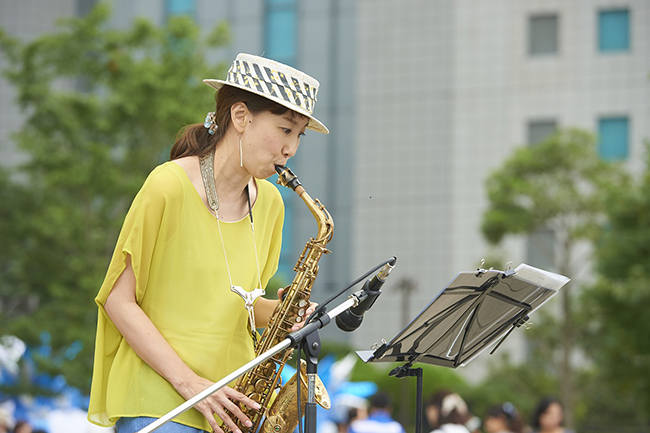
[275,164,302,191]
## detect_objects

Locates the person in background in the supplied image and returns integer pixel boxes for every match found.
[12,420,33,433]
[483,402,526,433]
[348,392,406,433]
[0,408,13,433]
[428,390,472,433]
[424,393,441,432]
[531,397,574,433]
[334,407,367,433]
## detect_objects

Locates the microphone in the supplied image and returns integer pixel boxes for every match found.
[336,257,397,332]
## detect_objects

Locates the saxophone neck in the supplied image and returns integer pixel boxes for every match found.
[275,164,333,244]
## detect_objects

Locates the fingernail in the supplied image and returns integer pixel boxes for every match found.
[254,402,261,409]
[236,429,242,433]
[245,420,253,427]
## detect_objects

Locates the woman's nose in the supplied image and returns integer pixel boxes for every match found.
[283,140,299,158]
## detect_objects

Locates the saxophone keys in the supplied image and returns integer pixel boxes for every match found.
[255,379,267,393]
[298,299,307,307]
[295,316,302,323]
[298,308,305,316]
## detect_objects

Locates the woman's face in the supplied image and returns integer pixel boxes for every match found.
[539,402,563,430]
[242,110,308,179]
[483,415,507,433]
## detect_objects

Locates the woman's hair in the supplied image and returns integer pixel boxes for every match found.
[170,85,305,160]
[531,396,563,429]
[427,390,472,426]
[486,402,525,433]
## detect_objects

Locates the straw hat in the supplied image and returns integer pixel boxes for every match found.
[203,53,329,134]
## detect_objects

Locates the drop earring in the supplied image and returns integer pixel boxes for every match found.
[239,136,243,168]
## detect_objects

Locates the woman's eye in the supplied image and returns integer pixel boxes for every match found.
[282,128,292,134]
[299,132,306,138]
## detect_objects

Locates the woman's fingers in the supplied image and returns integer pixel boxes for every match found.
[195,404,224,433]
[291,301,319,331]
[225,387,262,411]
[305,301,317,316]
[209,387,262,433]
[213,405,244,433]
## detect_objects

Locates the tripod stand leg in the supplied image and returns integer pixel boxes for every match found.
[415,368,423,433]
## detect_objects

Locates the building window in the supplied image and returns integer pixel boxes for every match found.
[529,14,558,56]
[265,0,296,66]
[598,116,629,161]
[527,229,555,271]
[76,0,98,16]
[527,120,557,145]
[599,9,630,52]
[166,0,196,18]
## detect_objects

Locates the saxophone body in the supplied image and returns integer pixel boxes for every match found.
[227,165,333,433]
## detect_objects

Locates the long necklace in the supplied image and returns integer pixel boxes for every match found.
[199,150,265,339]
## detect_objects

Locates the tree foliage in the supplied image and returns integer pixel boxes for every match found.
[0,4,230,393]
[580,142,650,424]
[479,128,628,428]
[482,128,626,247]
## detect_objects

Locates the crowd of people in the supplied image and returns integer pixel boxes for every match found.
[333,390,574,433]
[0,409,37,433]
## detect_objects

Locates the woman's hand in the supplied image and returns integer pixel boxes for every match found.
[174,377,261,433]
[105,258,260,433]
[276,288,318,331]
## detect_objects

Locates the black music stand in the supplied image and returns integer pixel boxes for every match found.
[356,263,570,433]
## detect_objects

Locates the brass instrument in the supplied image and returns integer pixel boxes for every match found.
[226,165,333,433]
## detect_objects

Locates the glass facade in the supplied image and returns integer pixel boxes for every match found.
[599,9,630,52]
[598,116,630,160]
[527,120,557,145]
[529,14,558,55]
[265,0,296,66]
[166,0,196,18]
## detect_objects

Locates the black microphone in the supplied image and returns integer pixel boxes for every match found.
[336,257,397,332]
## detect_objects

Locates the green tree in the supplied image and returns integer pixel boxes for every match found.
[480,128,627,428]
[0,3,230,393]
[580,142,650,426]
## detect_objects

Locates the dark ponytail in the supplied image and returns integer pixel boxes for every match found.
[170,123,219,160]
[170,85,303,160]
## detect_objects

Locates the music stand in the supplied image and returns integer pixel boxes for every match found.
[356,263,570,433]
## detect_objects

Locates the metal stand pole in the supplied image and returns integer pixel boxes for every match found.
[389,365,424,433]
[302,327,322,433]
[137,297,357,433]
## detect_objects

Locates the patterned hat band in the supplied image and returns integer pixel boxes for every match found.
[228,61,316,114]
[203,53,329,134]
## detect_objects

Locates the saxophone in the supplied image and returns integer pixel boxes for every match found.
[226,165,333,433]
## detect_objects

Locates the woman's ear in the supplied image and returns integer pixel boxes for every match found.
[230,102,250,134]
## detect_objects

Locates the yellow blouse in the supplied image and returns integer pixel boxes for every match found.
[88,161,284,430]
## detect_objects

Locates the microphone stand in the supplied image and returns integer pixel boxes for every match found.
[137,296,359,433]
[302,320,323,433]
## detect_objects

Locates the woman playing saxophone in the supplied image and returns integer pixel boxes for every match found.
[87,53,328,433]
